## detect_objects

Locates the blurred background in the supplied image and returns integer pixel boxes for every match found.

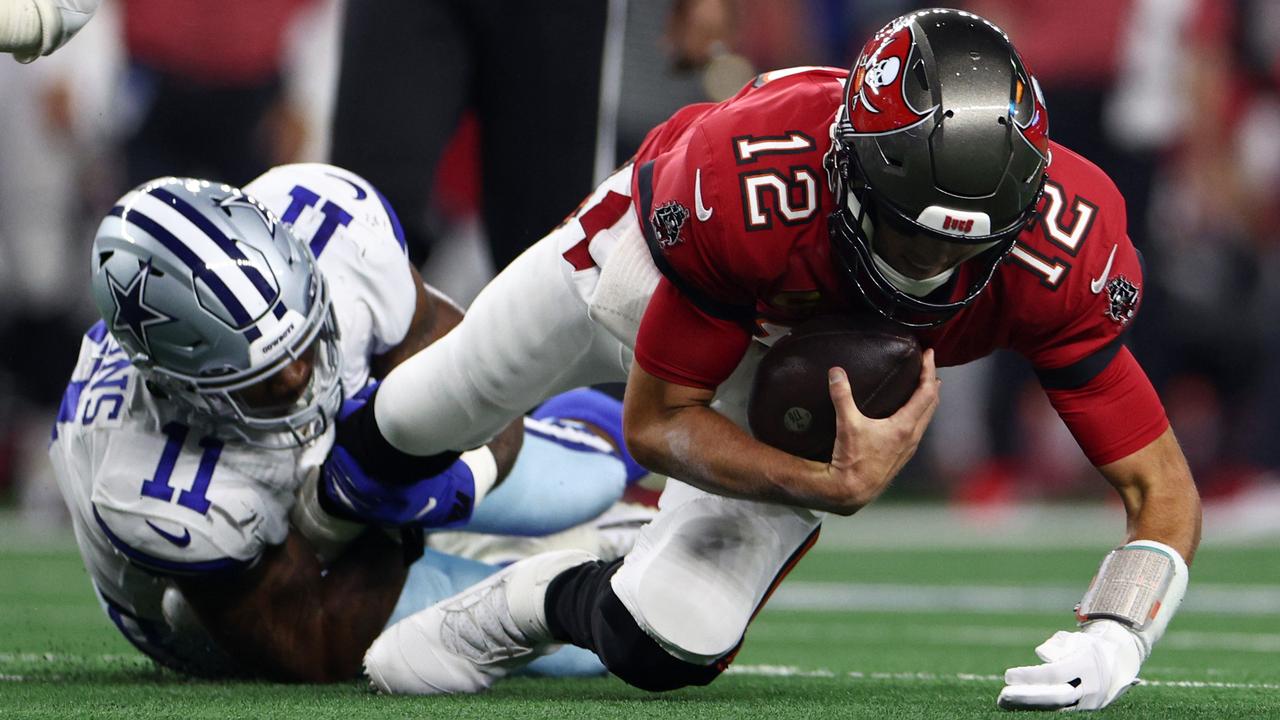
[2,0,1278,535]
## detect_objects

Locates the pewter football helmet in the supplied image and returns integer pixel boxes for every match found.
[828,8,1049,327]
[90,177,342,447]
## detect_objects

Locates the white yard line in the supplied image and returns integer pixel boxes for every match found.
[814,501,1280,550]
[728,665,1280,691]
[771,581,1280,616]
[749,620,1280,653]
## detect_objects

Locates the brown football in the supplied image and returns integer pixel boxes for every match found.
[747,316,923,462]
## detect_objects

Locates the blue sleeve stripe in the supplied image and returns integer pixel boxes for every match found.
[373,187,408,254]
[56,379,87,425]
[92,506,251,576]
[86,320,109,343]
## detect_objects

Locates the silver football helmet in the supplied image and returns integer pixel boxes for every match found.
[90,177,342,447]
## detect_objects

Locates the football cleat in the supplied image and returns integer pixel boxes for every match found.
[363,549,597,694]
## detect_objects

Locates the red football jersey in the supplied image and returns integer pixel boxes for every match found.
[630,67,1167,466]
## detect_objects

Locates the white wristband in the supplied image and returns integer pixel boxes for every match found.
[460,446,498,506]
[1077,539,1189,659]
[290,467,364,562]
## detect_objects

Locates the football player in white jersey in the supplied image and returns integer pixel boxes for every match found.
[49,163,644,681]
[0,0,98,62]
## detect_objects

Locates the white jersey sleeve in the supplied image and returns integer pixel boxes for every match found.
[89,427,277,576]
[245,164,417,391]
[51,323,301,578]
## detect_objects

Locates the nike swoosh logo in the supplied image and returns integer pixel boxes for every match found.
[411,497,439,521]
[1091,244,1118,294]
[695,169,713,221]
[326,172,368,200]
[146,520,192,548]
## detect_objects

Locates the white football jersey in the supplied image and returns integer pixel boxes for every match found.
[48,163,417,675]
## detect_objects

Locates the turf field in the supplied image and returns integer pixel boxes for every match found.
[2,503,1276,719]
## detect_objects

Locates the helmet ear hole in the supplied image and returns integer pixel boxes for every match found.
[911,58,929,91]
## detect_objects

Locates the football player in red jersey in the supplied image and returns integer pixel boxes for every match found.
[337,8,1200,711]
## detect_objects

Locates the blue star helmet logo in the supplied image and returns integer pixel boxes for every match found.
[107,260,174,356]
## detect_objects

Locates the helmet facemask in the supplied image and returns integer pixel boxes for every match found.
[827,8,1050,328]
[142,249,344,449]
[828,120,1044,328]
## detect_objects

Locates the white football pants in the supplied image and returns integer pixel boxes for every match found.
[376,165,823,664]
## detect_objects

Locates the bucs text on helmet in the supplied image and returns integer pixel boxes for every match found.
[827,8,1049,327]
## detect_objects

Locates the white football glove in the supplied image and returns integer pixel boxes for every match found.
[998,619,1143,711]
[1,0,99,62]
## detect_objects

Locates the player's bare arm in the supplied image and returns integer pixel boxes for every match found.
[176,529,407,682]
[622,349,938,515]
[370,265,465,378]
[1098,426,1202,563]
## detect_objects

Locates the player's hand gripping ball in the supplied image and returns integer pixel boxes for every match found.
[748,316,922,461]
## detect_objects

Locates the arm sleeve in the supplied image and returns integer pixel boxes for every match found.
[634,277,754,390]
[1043,346,1169,466]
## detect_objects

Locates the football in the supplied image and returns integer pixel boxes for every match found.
[747,316,923,461]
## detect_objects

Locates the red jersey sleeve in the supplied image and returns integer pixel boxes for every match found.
[1045,347,1169,466]
[634,277,754,390]
[630,68,847,388]
[1006,145,1168,464]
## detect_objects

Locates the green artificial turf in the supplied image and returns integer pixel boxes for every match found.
[1,509,1275,719]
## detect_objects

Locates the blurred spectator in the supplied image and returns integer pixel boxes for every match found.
[330,0,626,272]
[2,0,1278,510]
[118,0,317,187]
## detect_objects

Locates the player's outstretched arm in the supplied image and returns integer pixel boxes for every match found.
[998,428,1200,711]
[177,528,408,683]
[621,349,938,515]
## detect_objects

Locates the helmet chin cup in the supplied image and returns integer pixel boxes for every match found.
[828,147,1037,328]
[830,202,1017,328]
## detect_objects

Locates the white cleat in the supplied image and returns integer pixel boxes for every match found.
[364,548,597,694]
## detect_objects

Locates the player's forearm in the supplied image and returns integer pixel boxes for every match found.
[299,530,409,680]
[1122,480,1201,564]
[625,401,838,511]
[1101,427,1202,563]
[188,530,408,683]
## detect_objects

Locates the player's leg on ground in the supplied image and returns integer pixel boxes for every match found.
[463,421,626,536]
[544,479,823,690]
[330,0,470,266]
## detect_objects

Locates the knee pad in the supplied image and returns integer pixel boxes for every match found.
[592,582,725,692]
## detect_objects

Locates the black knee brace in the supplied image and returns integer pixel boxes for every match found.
[546,559,726,692]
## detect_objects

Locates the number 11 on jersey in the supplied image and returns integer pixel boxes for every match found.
[139,422,221,514]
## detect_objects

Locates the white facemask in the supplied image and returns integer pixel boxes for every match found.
[871,251,956,297]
